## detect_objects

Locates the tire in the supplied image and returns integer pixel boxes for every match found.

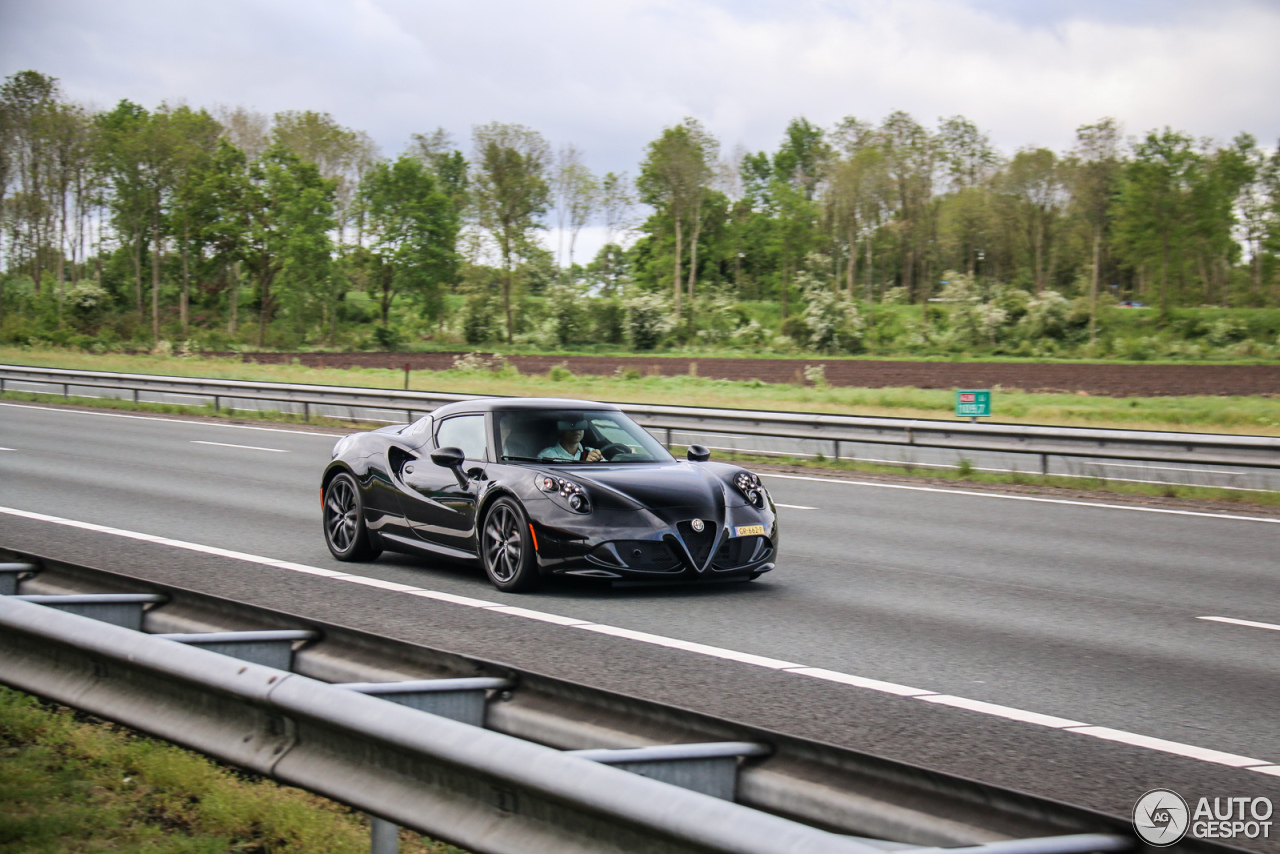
[323,472,382,561]
[481,497,540,592]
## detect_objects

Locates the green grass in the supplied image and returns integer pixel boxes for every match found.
[0,686,464,854]
[3,346,1278,436]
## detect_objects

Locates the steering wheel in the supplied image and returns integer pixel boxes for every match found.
[600,442,631,460]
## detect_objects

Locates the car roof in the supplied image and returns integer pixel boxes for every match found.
[430,397,623,418]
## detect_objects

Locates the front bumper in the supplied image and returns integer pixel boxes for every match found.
[530,506,778,582]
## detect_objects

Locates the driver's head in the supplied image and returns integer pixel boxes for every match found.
[556,418,588,445]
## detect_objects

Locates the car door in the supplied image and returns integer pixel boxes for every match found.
[400,413,489,554]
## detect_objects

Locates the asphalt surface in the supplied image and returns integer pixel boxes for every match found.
[2,400,1279,849]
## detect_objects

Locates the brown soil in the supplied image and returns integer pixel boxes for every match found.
[227,352,1280,397]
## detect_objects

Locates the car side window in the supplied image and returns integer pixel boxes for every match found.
[435,415,487,461]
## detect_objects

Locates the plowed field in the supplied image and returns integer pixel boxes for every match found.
[232,352,1280,397]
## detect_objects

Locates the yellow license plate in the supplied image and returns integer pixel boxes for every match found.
[735,525,765,537]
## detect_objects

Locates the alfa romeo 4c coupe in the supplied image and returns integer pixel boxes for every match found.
[321,397,778,591]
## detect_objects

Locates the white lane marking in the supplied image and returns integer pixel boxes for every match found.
[782,667,935,697]
[1,502,1275,772]
[920,695,1086,728]
[0,402,344,438]
[191,441,290,453]
[759,472,1280,524]
[0,447,15,451]
[1199,615,1280,633]
[774,503,817,510]
[575,623,803,669]
[1060,726,1265,768]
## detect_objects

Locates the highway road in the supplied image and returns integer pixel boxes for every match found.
[2,400,1279,850]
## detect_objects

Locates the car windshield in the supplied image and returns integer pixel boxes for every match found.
[496,409,674,464]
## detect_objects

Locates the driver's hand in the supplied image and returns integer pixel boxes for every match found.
[585,448,603,462]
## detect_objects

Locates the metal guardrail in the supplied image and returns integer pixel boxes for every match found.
[3,364,1278,487]
[0,548,1151,854]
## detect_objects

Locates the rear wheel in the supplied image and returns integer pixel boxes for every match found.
[481,497,540,592]
[323,472,382,561]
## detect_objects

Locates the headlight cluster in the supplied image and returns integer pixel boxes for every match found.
[734,471,766,508]
[537,474,591,513]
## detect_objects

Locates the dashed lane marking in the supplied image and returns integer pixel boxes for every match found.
[0,402,343,438]
[191,441,290,453]
[1199,615,1280,633]
[760,472,1280,524]
[2,503,1275,774]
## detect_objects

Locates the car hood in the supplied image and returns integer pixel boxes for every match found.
[567,461,731,510]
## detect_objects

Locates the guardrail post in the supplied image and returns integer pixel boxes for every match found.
[133,388,139,404]
[666,427,673,449]
[1040,453,1048,477]
[833,439,840,462]
[212,395,219,413]
[63,383,69,399]
[369,815,399,854]
[303,402,310,423]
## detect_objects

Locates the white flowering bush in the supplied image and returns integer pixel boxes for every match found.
[623,292,675,350]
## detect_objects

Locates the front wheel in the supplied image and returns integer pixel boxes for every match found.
[481,497,540,592]
[323,472,382,561]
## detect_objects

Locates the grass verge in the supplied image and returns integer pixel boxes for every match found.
[0,686,463,854]
[3,346,1279,435]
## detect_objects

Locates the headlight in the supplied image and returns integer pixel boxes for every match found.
[535,473,591,514]
[733,471,766,508]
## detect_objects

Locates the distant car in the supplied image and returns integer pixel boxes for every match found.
[321,397,779,591]
[1118,300,1145,308]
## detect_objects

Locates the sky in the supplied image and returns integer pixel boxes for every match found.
[3,0,1278,256]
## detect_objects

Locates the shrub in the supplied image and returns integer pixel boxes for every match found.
[623,292,675,350]
[460,293,499,345]
[544,283,589,346]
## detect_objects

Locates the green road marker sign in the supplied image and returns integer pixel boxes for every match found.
[956,389,991,421]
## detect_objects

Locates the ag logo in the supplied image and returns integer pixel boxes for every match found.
[691,519,705,532]
[1134,789,1190,846]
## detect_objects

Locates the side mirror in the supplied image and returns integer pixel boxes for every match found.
[431,446,469,489]
[687,444,711,462]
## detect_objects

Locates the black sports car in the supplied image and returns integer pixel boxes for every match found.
[321,397,778,591]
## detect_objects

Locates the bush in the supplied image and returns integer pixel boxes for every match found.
[623,292,675,350]
[544,284,589,346]
[460,293,500,345]
[591,299,626,345]
[800,288,864,353]
[372,325,404,350]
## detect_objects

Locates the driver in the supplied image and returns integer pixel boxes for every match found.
[539,418,603,461]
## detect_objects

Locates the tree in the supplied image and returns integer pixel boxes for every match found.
[237,145,336,347]
[1113,129,1205,314]
[637,118,717,317]
[1070,118,1122,339]
[551,146,598,273]
[272,110,375,247]
[469,122,551,343]
[879,111,940,306]
[1230,134,1280,303]
[1002,147,1068,293]
[360,155,460,327]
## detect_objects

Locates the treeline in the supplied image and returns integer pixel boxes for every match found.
[2,69,1279,359]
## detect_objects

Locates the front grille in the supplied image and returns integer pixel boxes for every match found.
[614,540,681,572]
[712,535,770,570]
[677,521,716,569]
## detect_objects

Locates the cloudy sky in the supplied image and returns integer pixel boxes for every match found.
[4,0,1278,175]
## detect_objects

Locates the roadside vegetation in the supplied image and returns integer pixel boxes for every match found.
[0,686,462,853]
[4,70,1279,363]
